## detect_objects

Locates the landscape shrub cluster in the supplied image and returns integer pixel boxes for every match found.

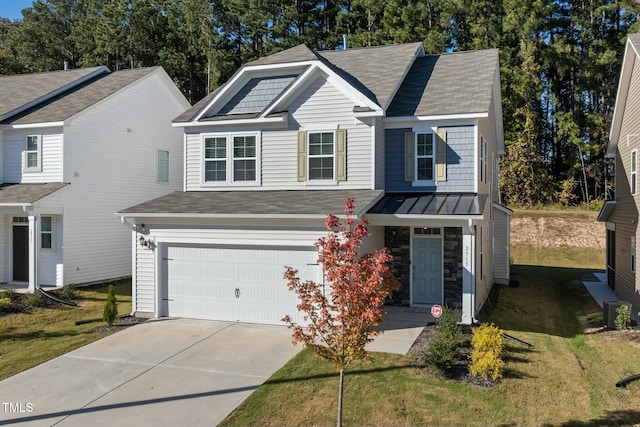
[0,286,77,314]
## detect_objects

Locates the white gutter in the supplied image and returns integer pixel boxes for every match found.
[1,121,65,130]
[173,116,286,128]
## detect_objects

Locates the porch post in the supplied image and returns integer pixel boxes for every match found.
[27,215,38,292]
[461,224,475,324]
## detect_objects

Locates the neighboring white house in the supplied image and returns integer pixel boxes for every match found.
[118,43,510,325]
[0,66,190,291]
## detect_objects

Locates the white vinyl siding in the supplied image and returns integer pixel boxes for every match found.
[4,130,63,183]
[184,74,374,191]
[60,70,187,285]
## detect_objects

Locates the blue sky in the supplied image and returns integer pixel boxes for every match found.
[0,0,35,20]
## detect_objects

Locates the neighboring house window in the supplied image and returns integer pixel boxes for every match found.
[297,129,347,182]
[25,135,41,171]
[632,149,637,196]
[404,130,447,183]
[632,236,636,273]
[203,133,258,184]
[41,216,52,249]
[480,136,487,184]
[157,150,169,183]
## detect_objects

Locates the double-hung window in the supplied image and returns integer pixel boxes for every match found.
[297,129,347,182]
[308,132,334,180]
[41,216,52,249]
[416,133,434,181]
[404,130,447,184]
[203,133,258,184]
[25,135,41,171]
[632,149,637,196]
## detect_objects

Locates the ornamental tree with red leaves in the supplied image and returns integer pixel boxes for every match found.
[283,197,400,427]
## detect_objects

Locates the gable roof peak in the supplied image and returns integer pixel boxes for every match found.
[246,44,319,67]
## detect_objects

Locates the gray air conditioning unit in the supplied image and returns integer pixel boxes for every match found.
[603,300,632,329]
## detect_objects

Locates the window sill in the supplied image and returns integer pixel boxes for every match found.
[305,180,337,186]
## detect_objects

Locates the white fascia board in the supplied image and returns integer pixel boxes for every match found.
[384,113,487,127]
[175,115,287,128]
[0,66,110,123]
[492,68,505,153]
[365,214,484,226]
[115,212,331,220]
[609,38,637,156]
[354,110,384,118]
[1,121,64,130]
[384,117,479,130]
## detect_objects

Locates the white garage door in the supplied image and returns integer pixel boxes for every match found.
[162,245,320,325]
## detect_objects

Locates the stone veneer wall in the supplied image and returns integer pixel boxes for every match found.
[385,226,463,307]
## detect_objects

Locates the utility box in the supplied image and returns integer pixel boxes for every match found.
[603,300,632,329]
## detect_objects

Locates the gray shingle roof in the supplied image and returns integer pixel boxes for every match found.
[174,43,424,123]
[387,49,499,117]
[0,66,108,120]
[118,189,384,216]
[4,67,159,125]
[317,42,423,109]
[0,183,68,204]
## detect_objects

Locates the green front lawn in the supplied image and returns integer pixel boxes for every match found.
[221,246,640,426]
[0,281,132,381]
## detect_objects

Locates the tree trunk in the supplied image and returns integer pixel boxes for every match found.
[337,369,344,427]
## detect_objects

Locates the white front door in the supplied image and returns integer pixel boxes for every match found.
[162,244,319,325]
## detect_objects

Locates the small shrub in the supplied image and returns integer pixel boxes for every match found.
[0,297,10,311]
[425,308,464,372]
[615,305,631,330]
[24,291,52,308]
[103,285,118,326]
[52,285,77,301]
[469,323,505,381]
[0,289,28,313]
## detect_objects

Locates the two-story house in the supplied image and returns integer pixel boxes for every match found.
[599,33,640,313]
[0,66,189,292]
[117,43,510,325]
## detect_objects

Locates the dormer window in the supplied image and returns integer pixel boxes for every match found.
[203,133,259,185]
[25,135,41,172]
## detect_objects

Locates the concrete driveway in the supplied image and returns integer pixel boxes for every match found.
[0,319,300,427]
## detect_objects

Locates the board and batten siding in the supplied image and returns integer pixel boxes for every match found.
[374,117,385,189]
[385,125,476,192]
[3,129,63,183]
[609,54,640,313]
[184,74,374,191]
[59,70,188,286]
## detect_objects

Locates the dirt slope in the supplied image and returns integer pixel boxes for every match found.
[510,211,605,249]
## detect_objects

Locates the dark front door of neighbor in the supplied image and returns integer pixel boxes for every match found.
[13,226,28,282]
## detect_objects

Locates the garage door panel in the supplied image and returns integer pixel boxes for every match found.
[164,245,319,324]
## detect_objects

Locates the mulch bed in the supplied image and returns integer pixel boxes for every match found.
[407,324,500,388]
[87,316,147,334]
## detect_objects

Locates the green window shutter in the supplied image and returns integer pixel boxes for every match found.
[336,129,347,181]
[404,132,415,182]
[435,129,447,182]
[297,131,306,181]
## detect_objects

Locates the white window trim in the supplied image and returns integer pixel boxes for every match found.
[632,149,637,196]
[24,134,42,172]
[412,131,435,186]
[307,130,336,182]
[201,132,261,186]
[41,216,55,251]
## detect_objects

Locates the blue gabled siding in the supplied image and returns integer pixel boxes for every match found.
[385,125,476,192]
